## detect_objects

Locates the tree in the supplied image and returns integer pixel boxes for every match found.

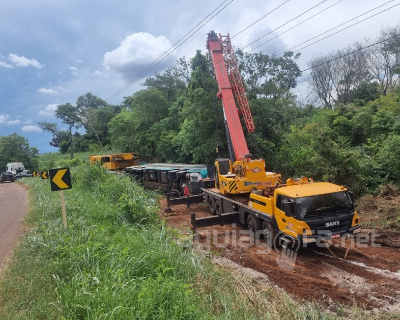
[108,109,136,152]
[375,134,400,183]
[175,51,226,163]
[76,92,107,110]
[308,43,370,108]
[366,24,400,95]
[235,50,301,99]
[143,58,190,103]
[37,122,70,151]
[56,103,80,159]
[76,93,119,147]
[0,133,39,170]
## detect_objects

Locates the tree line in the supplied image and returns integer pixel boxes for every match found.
[308,24,400,108]
[0,133,38,171]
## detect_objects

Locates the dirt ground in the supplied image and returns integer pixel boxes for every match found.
[159,199,400,313]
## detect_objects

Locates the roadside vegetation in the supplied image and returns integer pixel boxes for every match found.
[0,163,386,319]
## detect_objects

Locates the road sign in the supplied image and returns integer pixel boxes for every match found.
[49,167,72,228]
[49,167,72,191]
[32,171,37,177]
[41,171,48,179]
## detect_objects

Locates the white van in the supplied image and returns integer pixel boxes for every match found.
[6,162,25,175]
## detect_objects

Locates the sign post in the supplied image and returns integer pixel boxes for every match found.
[48,167,72,228]
[60,190,67,228]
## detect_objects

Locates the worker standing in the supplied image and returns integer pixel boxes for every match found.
[183,184,190,208]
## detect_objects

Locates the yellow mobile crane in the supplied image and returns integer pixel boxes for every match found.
[89,152,139,170]
[200,32,361,248]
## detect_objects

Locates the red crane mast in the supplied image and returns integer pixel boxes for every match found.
[207,31,255,161]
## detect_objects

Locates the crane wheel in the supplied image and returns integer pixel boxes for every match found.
[247,214,261,238]
[208,197,216,215]
[215,201,222,215]
[262,220,277,249]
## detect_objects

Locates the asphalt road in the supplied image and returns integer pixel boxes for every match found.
[0,181,27,269]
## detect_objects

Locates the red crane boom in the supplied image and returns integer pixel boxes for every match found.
[207,31,254,161]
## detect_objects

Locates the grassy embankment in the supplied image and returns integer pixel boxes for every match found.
[0,156,389,319]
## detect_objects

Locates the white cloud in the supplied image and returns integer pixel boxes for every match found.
[76,59,84,63]
[8,53,44,69]
[38,88,57,94]
[39,104,58,116]
[37,86,63,94]
[23,119,32,124]
[103,32,174,79]
[0,114,10,123]
[7,119,20,125]
[92,70,103,76]
[21,125,42,133]
[69,66,78,76]
[0,60,14,68]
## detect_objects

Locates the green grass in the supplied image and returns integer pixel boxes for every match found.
[0,163,395,319]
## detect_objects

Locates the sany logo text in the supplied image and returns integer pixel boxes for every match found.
[325,221,340,228]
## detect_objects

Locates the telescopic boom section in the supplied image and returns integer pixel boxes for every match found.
[207,31,250,160]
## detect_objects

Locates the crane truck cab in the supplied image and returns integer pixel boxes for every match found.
[248,177,361,247]
[215,158,281,194]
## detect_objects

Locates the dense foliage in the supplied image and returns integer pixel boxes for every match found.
[0,133,39,171]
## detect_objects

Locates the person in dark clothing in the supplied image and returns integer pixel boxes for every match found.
[183,184,190,208]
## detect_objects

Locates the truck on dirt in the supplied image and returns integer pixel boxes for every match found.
[203,177,361,248]
[6,162,25,175]
[196,31,362,247]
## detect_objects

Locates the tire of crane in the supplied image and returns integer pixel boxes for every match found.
[208,197,216,215]
[247,214,261,238]
[215,201,222,216]
[262,220,277,249]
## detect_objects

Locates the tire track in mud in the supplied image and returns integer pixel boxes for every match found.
[160,199,400,312]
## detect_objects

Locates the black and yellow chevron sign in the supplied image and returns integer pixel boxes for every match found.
[41,171,48,179]
[49,167,72,191]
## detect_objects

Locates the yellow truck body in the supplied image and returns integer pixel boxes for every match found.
[89,153,139,170]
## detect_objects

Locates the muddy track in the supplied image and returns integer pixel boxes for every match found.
[160,200,400,313]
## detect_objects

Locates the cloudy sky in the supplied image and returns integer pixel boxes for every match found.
[0,0,398,153]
